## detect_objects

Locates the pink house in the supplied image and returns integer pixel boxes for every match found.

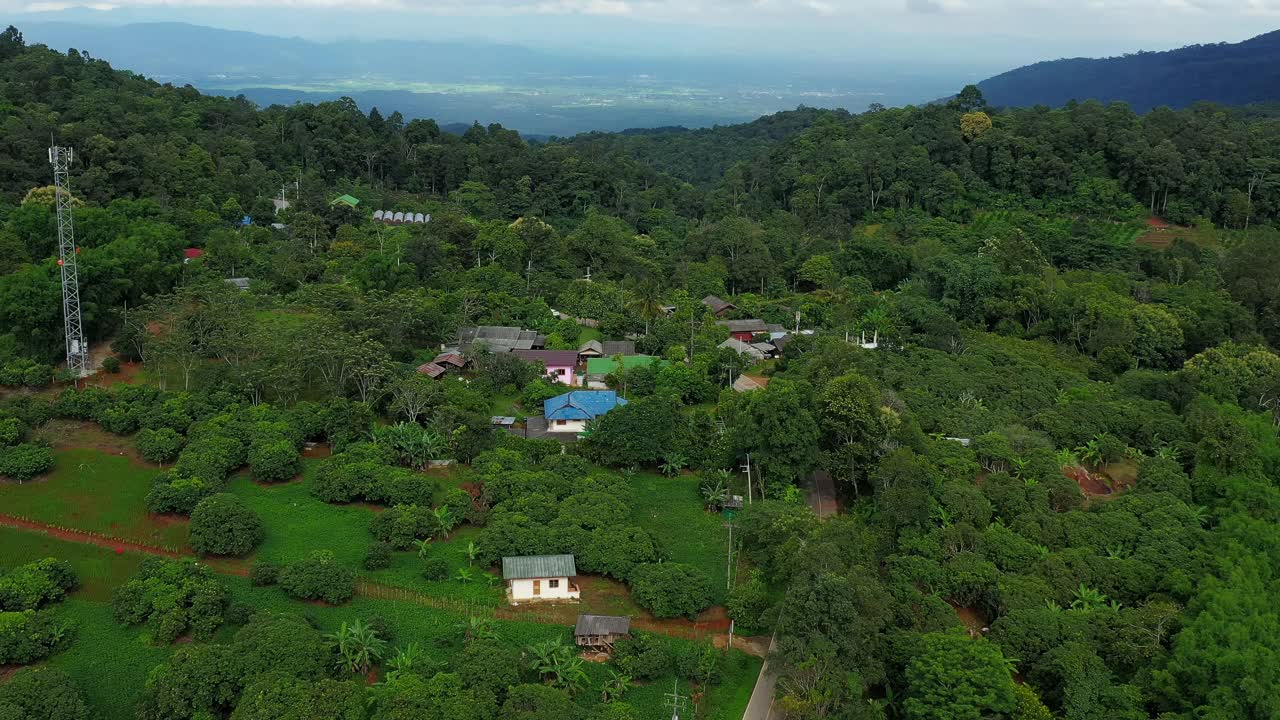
[514,349,579,386]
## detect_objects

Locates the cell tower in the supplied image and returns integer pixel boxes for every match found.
[49,145,90,377]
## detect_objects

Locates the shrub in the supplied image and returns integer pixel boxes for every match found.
[112,558,227,642]
[370,504,434,549]
[0,666,90,720]
[279,551,356,605]
[249,561,280,587]
[101,356,121,374]
[189,494,264,556]
[96,404,142,435]
[726,569,769,630]
[0,417,21,447]
[613,632,674,680]
[52,387,110,420]
[364,542,393,570]
[248,437,300,483]
[0,443,53,482]
[0,610,72,664]
[442,486,476,524]
[135,427,185,464]
[224,602,254,626]
[371,471,437,507]
[311,461,376,503]
[175,435,244,481]
[145,472,219,515]
[628,563,714,619]
[422,557,449,581]
[0,558,78,611]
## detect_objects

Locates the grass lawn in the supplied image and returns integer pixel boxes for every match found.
[228,463,503,605]
[0,447,187,549]
[630,472,730,602]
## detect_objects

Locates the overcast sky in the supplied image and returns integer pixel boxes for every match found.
[9,0,1280,69]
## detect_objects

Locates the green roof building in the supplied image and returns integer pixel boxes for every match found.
[585,355,664,376]
[330,194,360,208]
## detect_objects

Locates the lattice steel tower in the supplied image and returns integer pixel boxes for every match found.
[49,145,90,377]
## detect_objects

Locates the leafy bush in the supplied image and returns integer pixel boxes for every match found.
[0,359,53,388]
[145,472,220,515]
[0,666,90,720]
[0,443,53,481]
[613,632,674,680]
[52,387,111,421]
[174,434,244,481]
[189,494,264,556]
[628,563,714,619]
[248,437,300,483]
[0,610,72,664]
[422,557,449,581]
[250,561,280,587]
[111,558,228,642]
[364,542,393,570]
[135,427,185,464]
[0,558,77,611]
[279,551,356,604]
[0,416,21,447]
[101,356,121,374]
[370,504,441,549]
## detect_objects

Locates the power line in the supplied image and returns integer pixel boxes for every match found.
[49,145,89,378]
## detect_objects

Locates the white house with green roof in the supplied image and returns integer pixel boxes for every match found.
[502,554,580,603]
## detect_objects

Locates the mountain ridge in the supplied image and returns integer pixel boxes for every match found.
[977,29,1280,110]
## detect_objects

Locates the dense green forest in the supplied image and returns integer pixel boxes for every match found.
[3,22,1280,720]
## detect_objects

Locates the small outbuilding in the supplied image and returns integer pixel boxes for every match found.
[577,340,605,359]
[702,295,737,317]
[331,194,361,208]
[718,319,769,342]
[574,614,631,650]
[503,554,580,602]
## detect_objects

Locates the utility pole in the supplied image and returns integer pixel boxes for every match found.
[664,678,689,720]
[49,145,89,378]
[741,453,753,504]
[725,517,734,591]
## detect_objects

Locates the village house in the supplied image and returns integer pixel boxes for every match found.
[514,349,579,386]
[584,355,664,388]
[416,351,467,379]
[702,295,737,317]
[503,554,580,603]
[574,614,631,650]
[544,390,628,433]
[577,340,605,359]
[719,338,768,361]
[456,326,546,354]
[732,374,771,393]
[718,319,769,343]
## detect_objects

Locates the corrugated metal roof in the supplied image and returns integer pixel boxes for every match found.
[702,295,736,314]
[601,340,636,356]
[544,391,627,421]
[585,355,661,376]
[514,349,580,367]
[503,554,577,579]
[719,319,769,333]
[574,615,631,636]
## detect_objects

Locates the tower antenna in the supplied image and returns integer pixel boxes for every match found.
[49,145,89,377]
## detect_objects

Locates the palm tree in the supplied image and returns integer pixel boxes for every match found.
[465,541,479,566]
[431,506,457,539]
[526,639,587,695]
[413,538,432,558]
[455,567,475,583]
[1055,448,1080,469]
[626,277,665,335]
[1188,505,1210,527]
[601,669,632,703]
[327,619,387,675]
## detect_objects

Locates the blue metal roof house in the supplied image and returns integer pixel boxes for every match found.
[544,391,627,433]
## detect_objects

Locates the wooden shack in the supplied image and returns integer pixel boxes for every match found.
[574,614,631,650]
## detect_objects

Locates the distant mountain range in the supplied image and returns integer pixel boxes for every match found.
[978,30,1280,111]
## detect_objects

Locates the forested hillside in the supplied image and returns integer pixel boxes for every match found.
[3,22,1280,720]
[978,30,1280,111]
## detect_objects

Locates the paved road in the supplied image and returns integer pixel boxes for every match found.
[742,634,779,720]
[804,470,839,518]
